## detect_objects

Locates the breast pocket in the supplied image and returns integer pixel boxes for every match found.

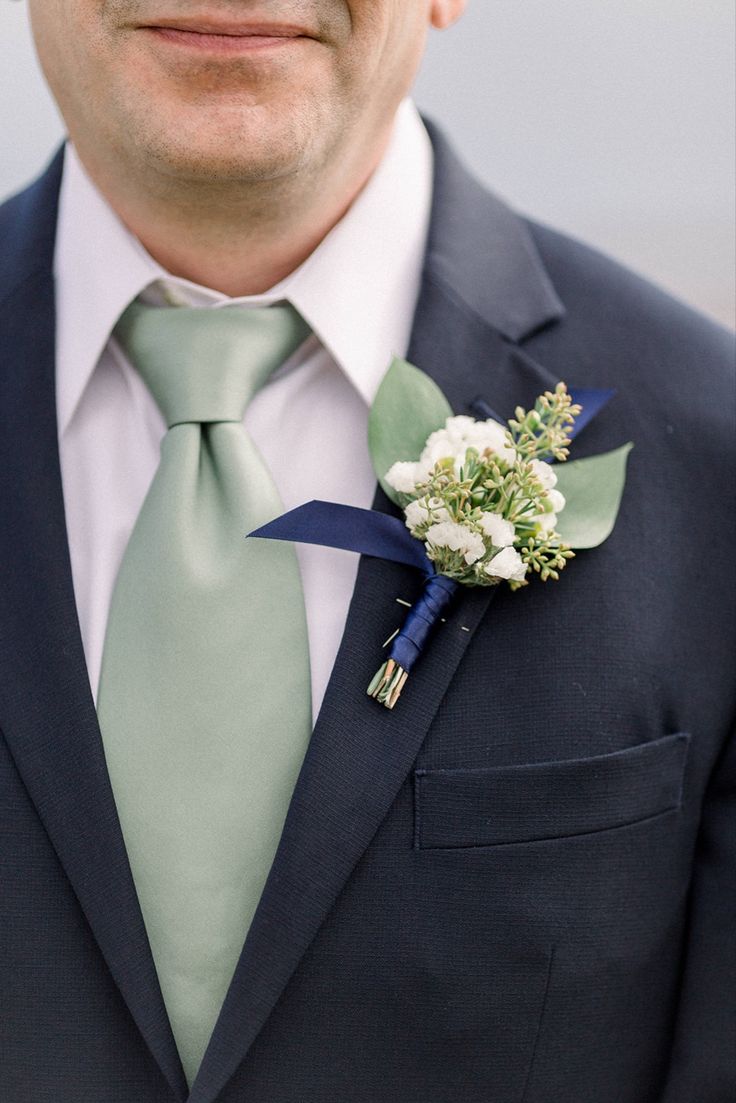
[414,732,690,850]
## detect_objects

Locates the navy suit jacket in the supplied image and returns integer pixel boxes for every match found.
[0,127,734,1102]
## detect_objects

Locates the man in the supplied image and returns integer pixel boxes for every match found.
[0,1,733,1100]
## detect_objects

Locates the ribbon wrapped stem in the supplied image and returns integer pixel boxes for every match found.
[367,574,460,709]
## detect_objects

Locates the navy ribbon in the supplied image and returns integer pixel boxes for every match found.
[250,501,433,575]
[567,388,616,438]
[471,387,614,444]
[388,574,459,672]
[250,502,453,675]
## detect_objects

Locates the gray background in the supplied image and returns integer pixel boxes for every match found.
[2,1,734,327]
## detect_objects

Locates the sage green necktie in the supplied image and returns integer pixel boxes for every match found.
[97,301,313,1087]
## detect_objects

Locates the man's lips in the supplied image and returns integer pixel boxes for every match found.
[141,18,314,53]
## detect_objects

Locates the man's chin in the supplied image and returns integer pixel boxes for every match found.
[122,102,319,188]
[136,139,306,189]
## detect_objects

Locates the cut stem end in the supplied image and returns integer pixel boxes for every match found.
[367,659,409,710]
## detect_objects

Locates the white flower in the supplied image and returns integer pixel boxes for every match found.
[403,497,451,534]
[528,488,565,536]
[477,512,515,548]
[445,415,476,437]
[404,499,429,532]
[529,459,558,491]
[387,415,518,495]
[547,488,566,514]
[531,511,557,535]
[416,416,516,480]
[453,417,511,459]
[416,425,461,474]
[454,417,515,466]
[485,547,528,582]
[425,521,486,565]
[385,461,421,495]
[423,425,456,455]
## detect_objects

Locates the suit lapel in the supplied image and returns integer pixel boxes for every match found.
[0,158,188,1102]
[190,129,566,1102]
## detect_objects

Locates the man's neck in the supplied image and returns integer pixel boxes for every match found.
[69,126,392,298]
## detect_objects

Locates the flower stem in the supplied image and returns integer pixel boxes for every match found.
[367,659,409,709]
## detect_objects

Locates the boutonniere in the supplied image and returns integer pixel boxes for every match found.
[250,359,632,709]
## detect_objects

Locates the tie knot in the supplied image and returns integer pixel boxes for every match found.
[113,300,310,428]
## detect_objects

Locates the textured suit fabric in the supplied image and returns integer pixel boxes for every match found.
[0,125,733,1103]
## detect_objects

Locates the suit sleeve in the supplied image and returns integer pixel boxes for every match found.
[660,727,736,1101]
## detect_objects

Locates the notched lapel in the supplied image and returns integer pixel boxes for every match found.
[0,166,188,1102]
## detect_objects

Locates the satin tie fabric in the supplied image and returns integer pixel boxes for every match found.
[97,300,313,1086]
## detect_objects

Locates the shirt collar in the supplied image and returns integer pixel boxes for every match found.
[54,99,433,435]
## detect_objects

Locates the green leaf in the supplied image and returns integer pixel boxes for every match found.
[553,443,634,549]
[368,357,453,502]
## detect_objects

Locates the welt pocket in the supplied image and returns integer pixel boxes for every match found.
[414,732,690,850]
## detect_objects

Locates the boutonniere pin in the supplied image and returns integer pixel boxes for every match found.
[250,359,632,709]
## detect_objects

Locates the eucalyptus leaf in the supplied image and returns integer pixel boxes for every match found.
[554,443,633,549]
[368,357,453,502]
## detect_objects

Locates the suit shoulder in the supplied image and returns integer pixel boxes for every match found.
[0,173,47,243]
[0,152,64,300]
[525,218,734,373]
[521,218,734,461]
[0,184,34,257]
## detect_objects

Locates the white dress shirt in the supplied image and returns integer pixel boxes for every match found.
[55,99,433,723]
